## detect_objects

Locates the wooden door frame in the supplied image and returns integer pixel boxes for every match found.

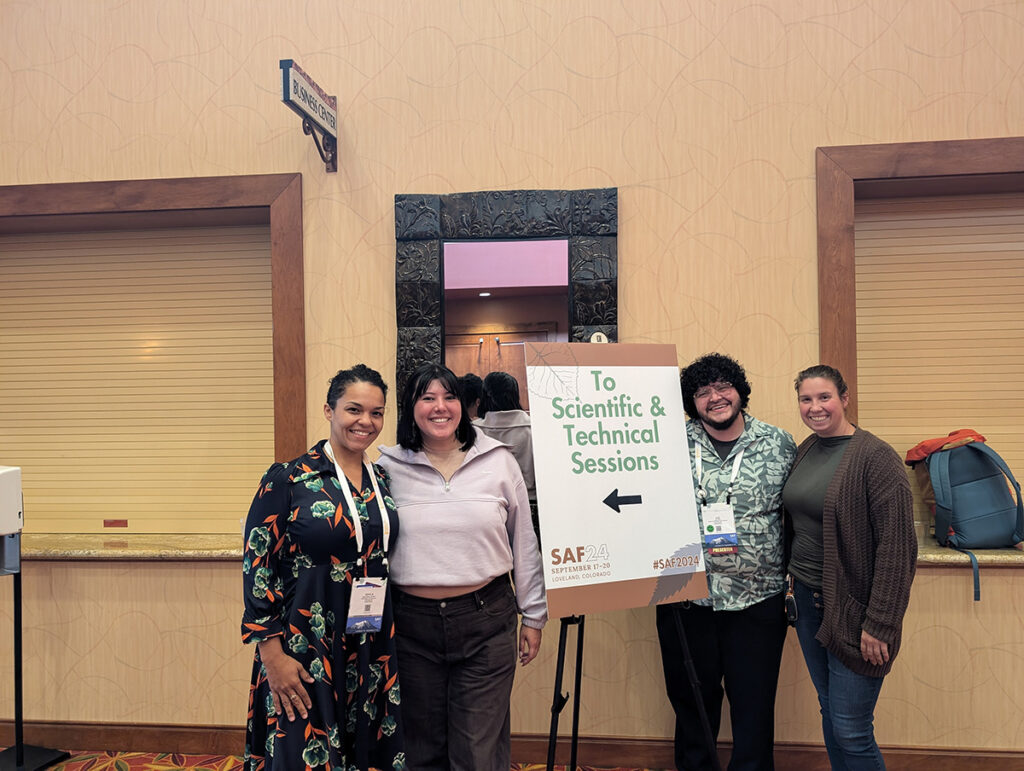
[0,173,306,460]
[816,136,1024,422]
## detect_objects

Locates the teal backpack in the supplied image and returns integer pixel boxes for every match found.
[924,441,1024,600]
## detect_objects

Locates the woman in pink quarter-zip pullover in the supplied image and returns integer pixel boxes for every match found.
[377,363,547,771]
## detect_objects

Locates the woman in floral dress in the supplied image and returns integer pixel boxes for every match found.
[242,364,404,771]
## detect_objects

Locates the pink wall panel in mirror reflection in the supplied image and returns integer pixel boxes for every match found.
[443,239,568,291]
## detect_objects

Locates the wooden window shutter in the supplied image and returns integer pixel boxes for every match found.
[0,227,275,534]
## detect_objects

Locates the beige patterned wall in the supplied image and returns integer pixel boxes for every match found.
[4,1,1023,432]
[3,0,1024,753]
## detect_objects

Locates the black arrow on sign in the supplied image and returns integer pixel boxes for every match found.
[602,488,643,513]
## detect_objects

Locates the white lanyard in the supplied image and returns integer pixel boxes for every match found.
[694,443,744,505]
[322,441,391,567]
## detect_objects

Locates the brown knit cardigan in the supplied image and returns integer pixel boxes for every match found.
[791,428,918,677]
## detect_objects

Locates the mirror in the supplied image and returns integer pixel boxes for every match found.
[443,239,570,411]
[393,188,618,403]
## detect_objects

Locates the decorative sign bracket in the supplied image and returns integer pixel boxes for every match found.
[301,116,337,172]
[280,59,338,173]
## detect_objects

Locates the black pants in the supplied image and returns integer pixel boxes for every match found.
[655,593,787,771]
[393,576,518,771]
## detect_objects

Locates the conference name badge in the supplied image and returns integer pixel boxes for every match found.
[346,577,387,633]
[701,502,739,555]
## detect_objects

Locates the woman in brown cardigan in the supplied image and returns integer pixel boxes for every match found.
[782,365,917,770]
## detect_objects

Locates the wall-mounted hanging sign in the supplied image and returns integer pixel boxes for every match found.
[279,59,337,173]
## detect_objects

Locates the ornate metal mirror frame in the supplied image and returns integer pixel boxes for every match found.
[393,188,618,398]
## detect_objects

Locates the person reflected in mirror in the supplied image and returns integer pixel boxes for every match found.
[475,371,536,504]
[456,372,483,421]
[656,353,796,771]
[784,365,916,770]
[241,364,404,771]
[377,363,546,771]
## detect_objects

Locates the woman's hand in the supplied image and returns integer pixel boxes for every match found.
[860,630,890,667]
[257,637,315,721]
[519,625,542,666]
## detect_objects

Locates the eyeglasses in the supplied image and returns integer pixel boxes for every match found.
[694,382,735,400]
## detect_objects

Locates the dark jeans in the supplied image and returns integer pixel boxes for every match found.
[655,593,787,771]
[792,579,886,770]
[392,576,518,771]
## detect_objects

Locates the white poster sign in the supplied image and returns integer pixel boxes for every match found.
[526,343,707,618]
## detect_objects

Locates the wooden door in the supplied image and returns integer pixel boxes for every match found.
[445,326,553,411]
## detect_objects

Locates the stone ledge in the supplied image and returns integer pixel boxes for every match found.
[15,533,1024,566]
[19,533,241,561]
[917,534,1024,567]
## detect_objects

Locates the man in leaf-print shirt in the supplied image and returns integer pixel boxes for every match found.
[656,353,796,771]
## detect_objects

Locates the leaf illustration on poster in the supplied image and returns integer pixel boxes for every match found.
[525,363,581,410]
[649,544,705,604]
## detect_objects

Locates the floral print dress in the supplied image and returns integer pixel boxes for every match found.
[242,440,405,771]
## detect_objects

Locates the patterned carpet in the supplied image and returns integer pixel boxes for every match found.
[46,752,647,771]
[52,754,242,771]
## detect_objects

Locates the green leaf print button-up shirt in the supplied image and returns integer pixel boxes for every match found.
[687,414,797,611]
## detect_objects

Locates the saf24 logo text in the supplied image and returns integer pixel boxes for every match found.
[550,543,610,565]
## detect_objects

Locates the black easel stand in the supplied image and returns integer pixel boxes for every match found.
[1,536,70,771]
[671,604,722,771]
[545,615,585,771]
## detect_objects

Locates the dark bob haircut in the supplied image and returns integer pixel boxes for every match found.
[457,372,484,405]
[794,364,849,398]
[479,371,523,416]
[679,353,751,421]
[326,364,388,408]
[396,362,476,452]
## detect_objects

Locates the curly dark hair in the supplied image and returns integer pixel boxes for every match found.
[794,364,848,397]
[326,364,388,408]
[396,363,476,452]
[679,353,751,420]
